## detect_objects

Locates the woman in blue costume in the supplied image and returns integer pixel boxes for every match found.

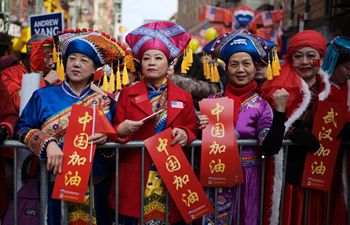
[15,29,127,225]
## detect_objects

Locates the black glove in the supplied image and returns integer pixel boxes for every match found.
[337,122,350,141]
[287,127,320,152]
[0,126,8,144]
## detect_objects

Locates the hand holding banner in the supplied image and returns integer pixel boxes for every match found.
[144,128,213,223]
[199,97,243,187]
[52,104,115,203]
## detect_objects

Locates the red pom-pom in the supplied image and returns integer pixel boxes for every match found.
[111,37,116,42]
[82,28,88,32]
[75,28,81,32]
[89,28,94,32]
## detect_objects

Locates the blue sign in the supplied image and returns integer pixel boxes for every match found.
[29,12,64,37]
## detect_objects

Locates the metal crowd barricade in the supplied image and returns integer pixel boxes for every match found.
[1,140,349,225]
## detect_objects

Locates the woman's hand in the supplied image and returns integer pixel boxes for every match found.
[117,120,144,136]
[273,88,289,113]
[171,128,188,147]
[198,115,209,130]
[46,141,63,174]
[88,133,108,145]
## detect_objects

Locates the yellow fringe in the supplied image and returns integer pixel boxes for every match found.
[122,64,129,86]
[109,66,115,93]
[116,65,122,90]
[52,44,58,63]
[102,70,109,92]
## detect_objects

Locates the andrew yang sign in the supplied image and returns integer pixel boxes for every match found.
[29,12,64,37]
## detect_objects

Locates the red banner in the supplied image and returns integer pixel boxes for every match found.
[199,98,243,187]
[144,128,213,223]
[52,104,115,203]
[301,101,346,191]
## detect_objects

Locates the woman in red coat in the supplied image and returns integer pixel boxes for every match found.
[261,30,331,225]
[109,21,198,225]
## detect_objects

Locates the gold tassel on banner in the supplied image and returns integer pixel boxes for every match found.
[109,65,115,93]
[52,44,58,63]
[122,64,129,86]
[116,64,122,90]
[102,69,109,92]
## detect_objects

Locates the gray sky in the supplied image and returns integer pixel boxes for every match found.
[121,0,178,33]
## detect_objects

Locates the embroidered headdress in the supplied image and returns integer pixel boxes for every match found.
[322,36,350,75]
[203,29,266,63]
[54,28,134,92]
[125,21,191,62]
[55,28,126,67]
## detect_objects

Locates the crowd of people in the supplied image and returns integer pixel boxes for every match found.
[0,19,349,225]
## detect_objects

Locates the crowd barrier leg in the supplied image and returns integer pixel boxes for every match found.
[89,172,93,225]
[279,145,289,224]
[61,200,68,225]
[165,190,169,225]
[236,146,243,225]
[140,147,145,224]
[115,147,119,225]
[13,148,17,225]
[40,161,48,225]
[260,155,266,225]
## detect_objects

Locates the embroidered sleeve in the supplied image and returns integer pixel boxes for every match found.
[22,129,57,159]
[15,91,53,159]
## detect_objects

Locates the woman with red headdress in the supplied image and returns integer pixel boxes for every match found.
[109,21,198,225]
[261,30,331,225]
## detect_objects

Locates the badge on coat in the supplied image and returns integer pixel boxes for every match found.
[171,101,184,109]
[135,95,148,103]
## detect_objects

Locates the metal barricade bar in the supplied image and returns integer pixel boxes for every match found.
[2,140,349,225]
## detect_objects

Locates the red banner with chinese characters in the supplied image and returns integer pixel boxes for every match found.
[301,101,346,191]
[144,128,213,223]
[52,104,116,203]
[199,98,243,187]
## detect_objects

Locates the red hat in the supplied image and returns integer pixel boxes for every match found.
[27,38,53,72]
[125,21,191,61]
[261,30,329,131]
[286,30,327,63]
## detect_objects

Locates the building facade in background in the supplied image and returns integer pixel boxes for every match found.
[177,0,350,43]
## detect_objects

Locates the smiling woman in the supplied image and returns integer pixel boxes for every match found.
[261,30,330,225]
[15,29,128,225]
[198,29,289,225]
[109,21,198,225]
